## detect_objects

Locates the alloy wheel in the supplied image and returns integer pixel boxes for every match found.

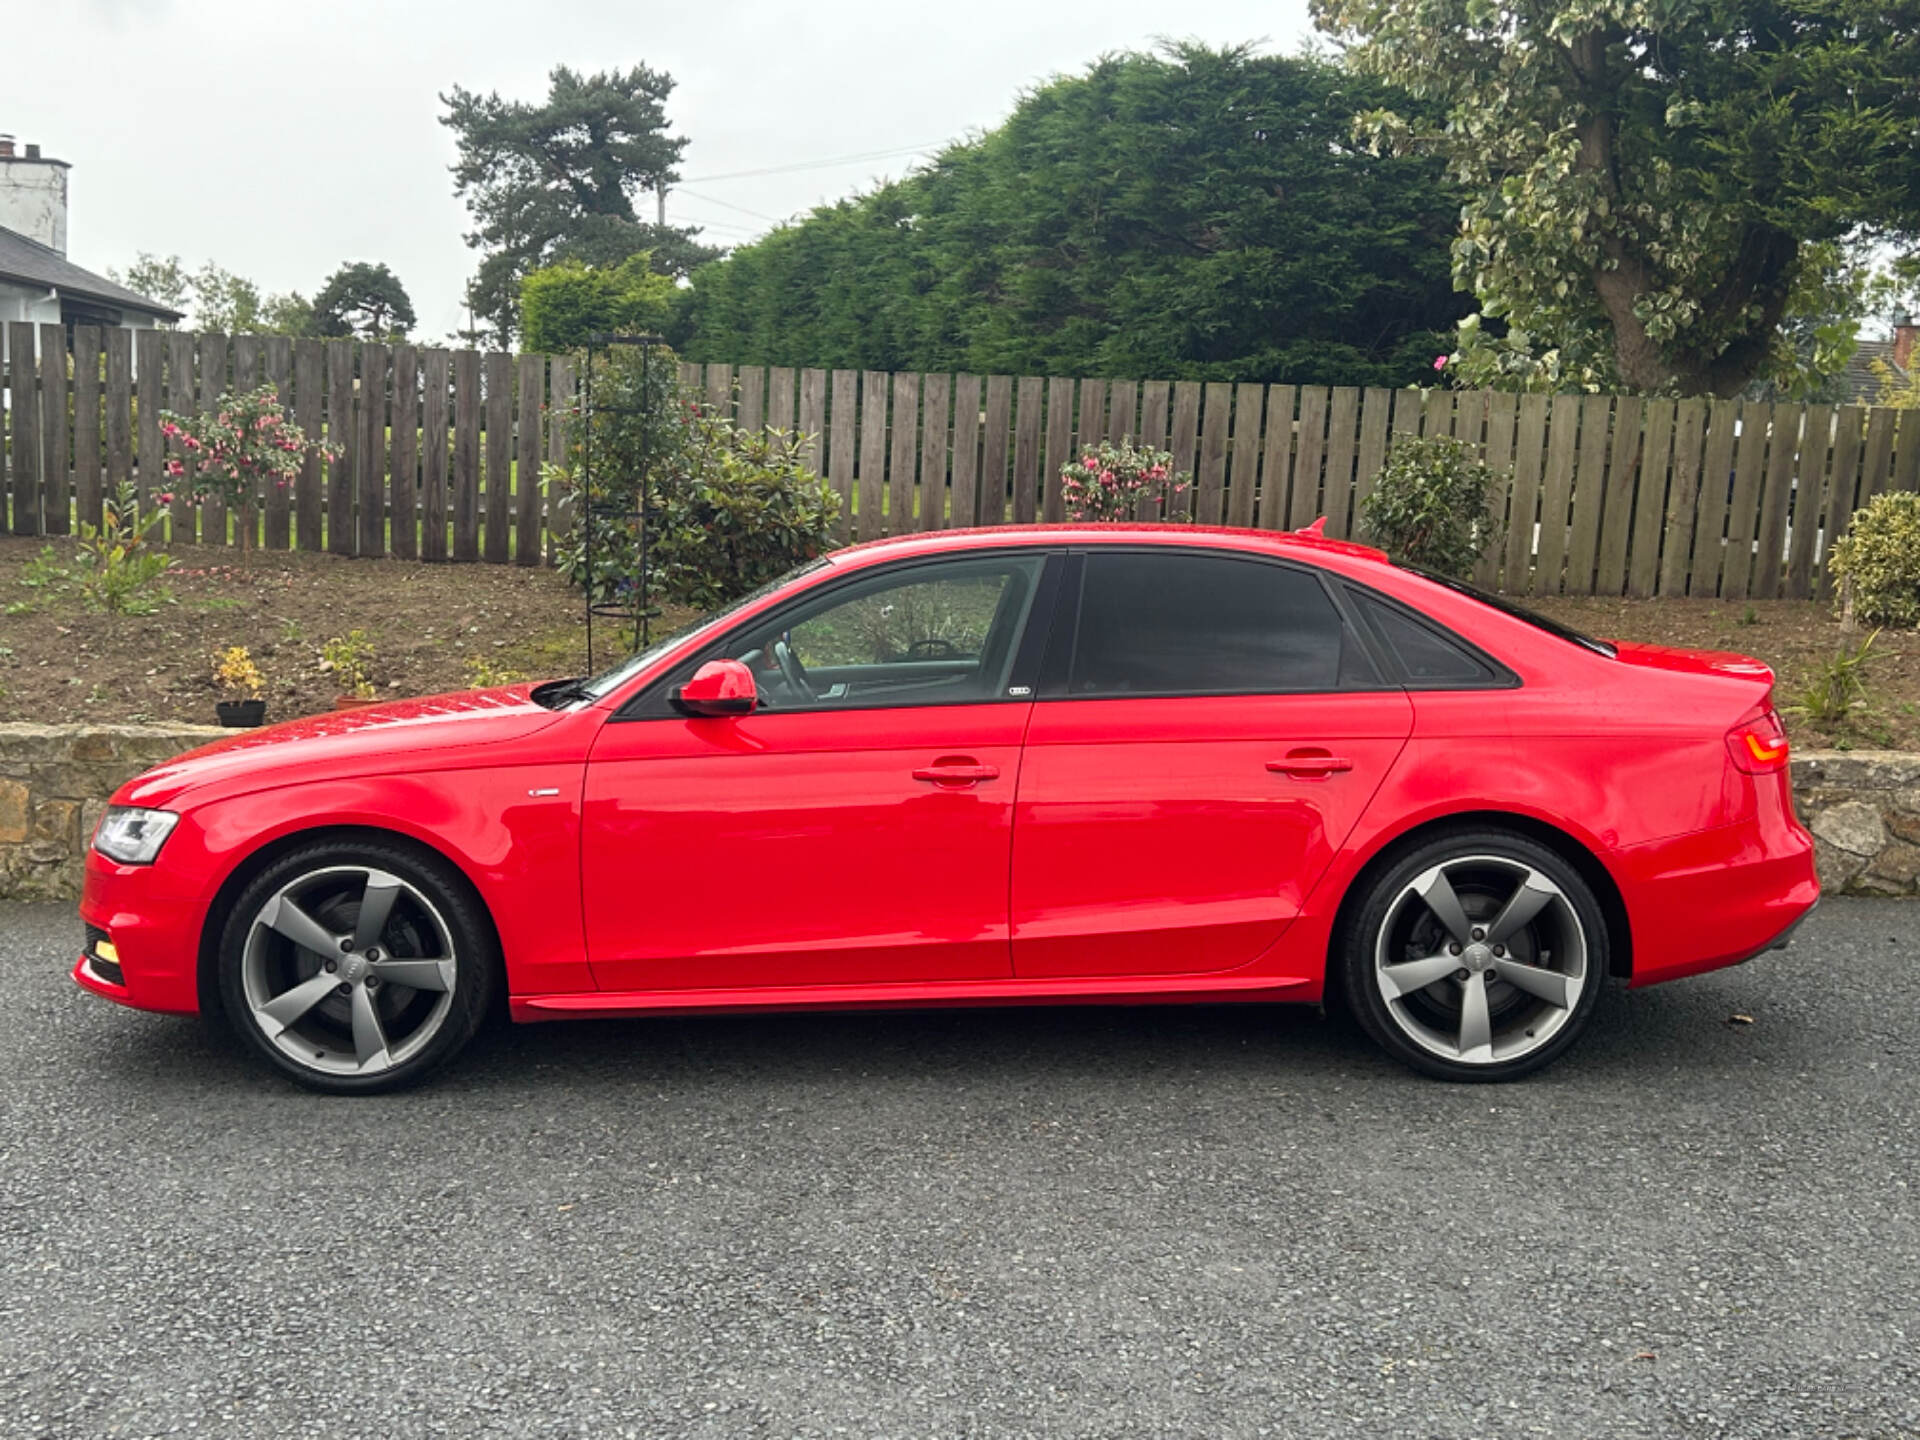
[239,866,459,1078]
[1372,854,1589,1067]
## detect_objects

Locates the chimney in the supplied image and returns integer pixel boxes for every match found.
[1894,311,1918,373]
[0,136,70,255]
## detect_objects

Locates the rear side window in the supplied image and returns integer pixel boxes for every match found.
[1068,552,1372,696]
[1351,591,1499,687]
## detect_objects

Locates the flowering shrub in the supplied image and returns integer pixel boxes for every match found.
[160,384,335,554]
[1058,441,1189,522]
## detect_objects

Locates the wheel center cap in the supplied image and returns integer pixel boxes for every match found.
[338,952,370,984]
[1463,942,1494,973]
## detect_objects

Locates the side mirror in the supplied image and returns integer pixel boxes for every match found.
[670,658,758,718]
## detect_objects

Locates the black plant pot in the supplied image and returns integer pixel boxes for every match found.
[216,698,268,728]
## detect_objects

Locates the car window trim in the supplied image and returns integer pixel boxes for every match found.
[1339,578,1521,691]
[1039,544,1399,702]
[612,547,1069,721]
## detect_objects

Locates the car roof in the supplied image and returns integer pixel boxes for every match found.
[826,522,1392,570]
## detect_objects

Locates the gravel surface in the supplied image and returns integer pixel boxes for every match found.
[2,899,1915,1438]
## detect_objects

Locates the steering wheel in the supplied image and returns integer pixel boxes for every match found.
[906,637,961,660]
[771,638,813,701]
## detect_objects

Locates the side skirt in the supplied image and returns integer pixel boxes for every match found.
[511,972,1313,1023]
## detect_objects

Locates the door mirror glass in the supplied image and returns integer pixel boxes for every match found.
[671,659,759,718]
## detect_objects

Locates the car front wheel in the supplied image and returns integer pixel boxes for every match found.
[1342,829,1608,1082]
[216,840,497,1094]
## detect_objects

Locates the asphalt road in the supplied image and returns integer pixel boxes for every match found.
[2,900,1915,1440]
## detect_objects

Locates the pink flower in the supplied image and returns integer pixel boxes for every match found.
[156,492,174,505]
[1433,355,1449,371]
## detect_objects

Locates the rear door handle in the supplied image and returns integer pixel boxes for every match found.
[913,758,1001,786]
[1267,752,1354,779]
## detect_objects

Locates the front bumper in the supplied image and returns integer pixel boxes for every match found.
[72,847,205,1014]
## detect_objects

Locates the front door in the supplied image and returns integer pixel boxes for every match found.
[583,552,1055,993]
[1012,550,1413,979]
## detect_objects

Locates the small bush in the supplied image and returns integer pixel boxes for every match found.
[652,409,841,610]
[214,646,265,700]
[320,630,376,699]
[1830,490,1920,629]
[1358,435,1502,578]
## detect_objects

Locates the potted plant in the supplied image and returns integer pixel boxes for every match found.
[321,630,379,709]
[213,645,268,727]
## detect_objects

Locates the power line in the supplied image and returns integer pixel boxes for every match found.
[672,187,787,225]
[676,141,946,185]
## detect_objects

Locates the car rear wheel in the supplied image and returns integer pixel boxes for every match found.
[216,840,496,1094]
[1342,829,1608,1082]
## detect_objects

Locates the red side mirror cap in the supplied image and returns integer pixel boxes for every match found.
[671,659,758,718]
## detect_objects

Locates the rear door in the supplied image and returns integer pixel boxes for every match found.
[1011,549,1413,979]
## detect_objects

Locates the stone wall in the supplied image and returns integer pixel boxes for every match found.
[0,723,222,901]
[1792,752,1920,897]
[2,724,1918,902]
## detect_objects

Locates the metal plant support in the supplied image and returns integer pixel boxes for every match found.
[581,332,669,674]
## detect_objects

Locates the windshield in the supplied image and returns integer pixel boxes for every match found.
[1407,566,1618,659]
[573,557,834,702]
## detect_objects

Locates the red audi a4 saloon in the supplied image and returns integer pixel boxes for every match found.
[73,524,1818,1093]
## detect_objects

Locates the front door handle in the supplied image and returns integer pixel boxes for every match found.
[1267,751,1354,779]
[913,758,1001,787]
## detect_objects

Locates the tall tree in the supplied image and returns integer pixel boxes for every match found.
[441,64,721,343]
[313,262,416,340]
[1313,0,1920,396]
[675,45,1468,387]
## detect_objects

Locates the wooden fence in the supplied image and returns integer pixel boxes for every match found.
[0,323,576,565]
[680,360,1920,602]
[5,323,1919,600]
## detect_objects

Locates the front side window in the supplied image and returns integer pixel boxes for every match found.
[1068,552,1369,697]
[725,554,1046,711]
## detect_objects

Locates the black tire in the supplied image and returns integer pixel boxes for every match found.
[1340,827,1609,1082]
[216,838,498,1095]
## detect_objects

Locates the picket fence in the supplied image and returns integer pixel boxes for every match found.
[4,322,1918,599]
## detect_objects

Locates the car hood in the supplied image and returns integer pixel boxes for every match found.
[119,685,573,807]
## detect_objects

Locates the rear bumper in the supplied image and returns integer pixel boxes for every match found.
[1613,811,1819,988]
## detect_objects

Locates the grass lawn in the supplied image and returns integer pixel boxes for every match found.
[1,532,1914,750]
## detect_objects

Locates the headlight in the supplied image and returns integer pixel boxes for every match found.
[93,807,180,865]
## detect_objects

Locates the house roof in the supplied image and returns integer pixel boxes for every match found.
[0,224,183,321]
[1840,337,1908,406]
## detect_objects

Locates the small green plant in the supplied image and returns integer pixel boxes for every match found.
[1791,629,1879,727]
[320,630,377,699]
[1736,604,1758,627]
[76,481,175,615]
[463,655,528,688]
[1358,435,1503,579]
[1830,491,1920,629]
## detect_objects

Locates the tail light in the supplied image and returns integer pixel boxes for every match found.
[1727,702,1789,774]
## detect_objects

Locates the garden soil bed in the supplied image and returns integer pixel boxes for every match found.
[0,535,693,728]
[1,535,1915,749]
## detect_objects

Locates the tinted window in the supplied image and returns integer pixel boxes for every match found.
[1069,553,1361,696]
[1353,592,1497,686]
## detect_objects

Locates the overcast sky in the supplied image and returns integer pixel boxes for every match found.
[8,0,1318,339]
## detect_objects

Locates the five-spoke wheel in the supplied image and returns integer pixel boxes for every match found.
[217,841,495,1093]
[1344,830,1606,1081]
